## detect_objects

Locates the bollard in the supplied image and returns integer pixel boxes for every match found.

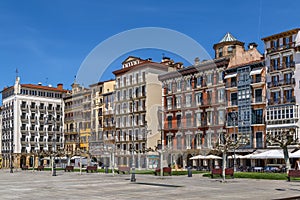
[188,166,192,177]
[105,166,109,174]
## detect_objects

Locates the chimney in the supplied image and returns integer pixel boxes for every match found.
[57,83,63,90]
[248,42,258,50]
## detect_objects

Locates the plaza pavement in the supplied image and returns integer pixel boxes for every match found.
[0,169,300,200]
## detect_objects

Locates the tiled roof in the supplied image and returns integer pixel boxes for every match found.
[219,32,237,43]
[21,84,68,93]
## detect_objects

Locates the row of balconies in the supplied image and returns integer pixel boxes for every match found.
[269,62,295,72]
[266,42,295,54]
[268,96,296,105]
[267,78,295,88]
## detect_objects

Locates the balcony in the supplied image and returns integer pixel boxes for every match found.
[283,96,296,104]
[282,61,295,70]
[228,100,238,106]
[253,96,264,104]
[281,78,295,86]
[268,98,281,105]
[226,81,237,88]
[267,81,280,88]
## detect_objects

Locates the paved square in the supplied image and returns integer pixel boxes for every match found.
[0,169,300,200]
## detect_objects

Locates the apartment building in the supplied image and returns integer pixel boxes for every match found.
[159,57,228,169]
[223,33,265,154]
[262,28,300,147]
[64,82,91,157]
[1,77,67,168]
[113,56,179,169]
[89,80,115,166]
[158,33,264,168]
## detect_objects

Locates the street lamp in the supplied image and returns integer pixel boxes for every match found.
[230,111,237,172]
[10,133,13,173]
[157,108,164,178]
[45,114,57,176]
[130,98,136,182]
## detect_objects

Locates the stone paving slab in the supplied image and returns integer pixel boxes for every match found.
[0,169,300,200]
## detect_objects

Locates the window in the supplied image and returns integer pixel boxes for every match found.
[256,132,263,148]
[207,73,212,84]
[227,46,234,54]
[195,113,201,127]
[218,110,225,125]
[186,94,192,107]
[253,109,263,124]
[185,134,192,149]
[218,89,225,103]
[167,82,172,93]
[167,98,172,110]
[207,91,212,104]
[231,93,237,106]
[195,93,203,105]
[207,111,213,125]
[255,89,262,103]
[218,72,223,82]
[167,116,172,129]
[176,114,182,128]
[176,81,182,91]
[196,133,202,148]
[186,113,192,127]
[176,135,182,150]
[185,79,191,90]
[218,47,223,57]
[196,76,202,87]
[176,96,182,108]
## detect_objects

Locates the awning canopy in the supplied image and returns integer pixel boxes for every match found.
[228,154,244,159]
[249,149,284,159]
[250,68,263,75]
[290,150,300,158]
[224,73,237,79]
[190,154,222,160]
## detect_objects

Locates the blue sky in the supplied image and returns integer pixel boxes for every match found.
[0,0,299,91]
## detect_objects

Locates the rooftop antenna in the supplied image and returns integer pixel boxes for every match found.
[46,77,48,85]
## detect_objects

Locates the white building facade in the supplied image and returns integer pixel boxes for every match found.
[263,28,300,146]
[1,77,67,168]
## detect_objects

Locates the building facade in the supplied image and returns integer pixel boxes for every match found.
[113,56,178,169]
[262,28,300,147]
[1,77,67,168]
[159,33,265,169]
[64,82,91,158]
[89,80,115,167]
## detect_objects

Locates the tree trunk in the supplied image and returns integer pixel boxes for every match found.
[222,151,227,182]
[283,146,291,173]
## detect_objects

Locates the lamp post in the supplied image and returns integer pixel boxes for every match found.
[130,98,136,182]
[230,111,237,172]
[10,134,13,173]
[45,115,57,176]
[157,108,164,178]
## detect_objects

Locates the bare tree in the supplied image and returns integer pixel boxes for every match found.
[266,129,299,172]
[215,133,248,182]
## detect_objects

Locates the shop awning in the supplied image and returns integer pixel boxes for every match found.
[224,73,237,79]
[250,68,263,75]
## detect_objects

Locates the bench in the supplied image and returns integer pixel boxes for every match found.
[64,165,74,172]
[86,166,98,173]
[154,167,172,176]
[22,165,28,170]
[37,166,44,171]
[116,166,130,174]
[211,168,234,178]
[287,170,300,181]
